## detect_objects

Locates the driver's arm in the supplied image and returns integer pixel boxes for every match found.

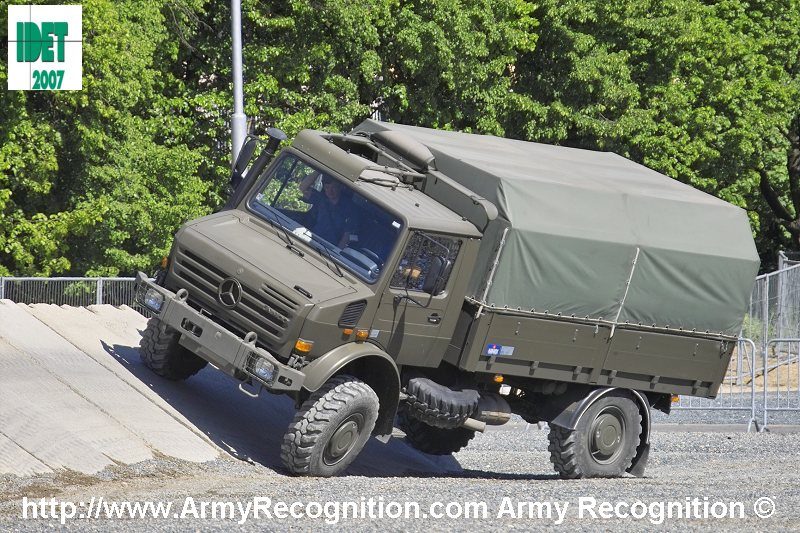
[337,232,352,249]
[337,204,360,248]
[299,172,319,201]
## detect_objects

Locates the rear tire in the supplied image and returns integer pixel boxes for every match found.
[138,317,207,381]
[547,392,642,478]
[398,408,475,455]
[281,375,379,477]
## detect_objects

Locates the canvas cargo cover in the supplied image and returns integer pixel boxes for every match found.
[355,120,760,337]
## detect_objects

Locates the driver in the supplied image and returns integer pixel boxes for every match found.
[299,172,358,248]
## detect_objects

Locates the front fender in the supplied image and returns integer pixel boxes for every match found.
[302,342,397,391]
[302,342,400,437]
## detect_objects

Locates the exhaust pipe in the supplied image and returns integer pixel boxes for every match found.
[461,417,487,432]
[461,393,512,432]
[474,392,512,426]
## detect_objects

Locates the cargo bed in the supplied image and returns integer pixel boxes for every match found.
[445,303,733,398]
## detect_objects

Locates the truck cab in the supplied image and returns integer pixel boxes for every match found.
[137,127,492,477]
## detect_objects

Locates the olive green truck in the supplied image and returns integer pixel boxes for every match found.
[136,120,759,478]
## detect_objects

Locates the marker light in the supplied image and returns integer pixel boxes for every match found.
[294,339,314,354]
[493,374,504,383]
[355,329,369,342]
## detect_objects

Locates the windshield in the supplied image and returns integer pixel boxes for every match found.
[249,153,403,283]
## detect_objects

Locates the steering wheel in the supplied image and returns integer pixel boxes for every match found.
[358,248,382,265]
[341,248,380,279]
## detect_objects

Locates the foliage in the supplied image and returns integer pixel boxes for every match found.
[0,0,799,276]
[497,0,800,267]
[0,0,211,276]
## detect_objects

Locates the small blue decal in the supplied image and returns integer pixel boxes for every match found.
[485,343,515,357]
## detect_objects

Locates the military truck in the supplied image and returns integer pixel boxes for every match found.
[136,120,759,478]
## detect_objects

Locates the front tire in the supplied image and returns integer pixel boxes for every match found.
[281,375,379,477]
[547,392,642,478]
[138,317,207,380]
[397,408,476,455]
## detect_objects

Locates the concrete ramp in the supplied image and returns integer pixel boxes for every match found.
[0,301,219,475]
[0,301,462,478]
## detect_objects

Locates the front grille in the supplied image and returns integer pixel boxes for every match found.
[338,300,366,328]
[173,248,299,347]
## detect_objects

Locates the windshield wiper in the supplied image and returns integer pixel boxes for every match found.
[313,242,343,277]
[262,208,304,257]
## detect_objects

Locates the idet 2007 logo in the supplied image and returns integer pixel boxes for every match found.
[7,5,82,90]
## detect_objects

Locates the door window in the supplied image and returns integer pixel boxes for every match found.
[390,233,461,292]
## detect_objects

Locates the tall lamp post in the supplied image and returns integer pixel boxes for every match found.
[230,0,247,164]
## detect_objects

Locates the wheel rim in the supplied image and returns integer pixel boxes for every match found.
[323,413,364,466]
[589,406,625,464]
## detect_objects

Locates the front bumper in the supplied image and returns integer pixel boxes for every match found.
[136,272,305,392]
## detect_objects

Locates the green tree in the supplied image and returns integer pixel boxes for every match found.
[177,0,537,172]
[0,0,212,276]
[3,0,799,276]
[501,0,800,266]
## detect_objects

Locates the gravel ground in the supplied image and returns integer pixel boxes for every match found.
[1,426,798,532]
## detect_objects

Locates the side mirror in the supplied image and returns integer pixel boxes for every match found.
[422,255,451,296]
[224,128,287,209]
[230,136,260,192]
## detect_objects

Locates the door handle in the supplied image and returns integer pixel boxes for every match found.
[427,313,441,324]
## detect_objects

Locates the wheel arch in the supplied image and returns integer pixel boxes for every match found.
[302,342,400,437]
[548,386,652,477]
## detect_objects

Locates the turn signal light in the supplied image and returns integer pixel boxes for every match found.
[160,255,169,269]
[342,328,354,336]
[671,394,680,404]
[294,339,314,354]
[355,329,369,342]
[493,374,504,383]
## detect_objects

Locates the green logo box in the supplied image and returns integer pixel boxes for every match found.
[7,5,83,90]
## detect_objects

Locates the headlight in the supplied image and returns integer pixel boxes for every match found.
[143,288,165,312]
[254,357,275,383]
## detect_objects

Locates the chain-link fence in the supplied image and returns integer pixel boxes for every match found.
[0,276,151,315]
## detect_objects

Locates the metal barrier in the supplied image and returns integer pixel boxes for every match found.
[778,250,800,271]
[0,276,150,315]
[744,262,800,354]
[672,338,759,432]
[762,338,800,430]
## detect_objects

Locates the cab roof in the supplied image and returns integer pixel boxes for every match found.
[352,176,481,238]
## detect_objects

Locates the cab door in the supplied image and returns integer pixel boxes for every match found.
[371,231,464,367]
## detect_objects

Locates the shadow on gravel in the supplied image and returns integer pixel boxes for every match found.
[104,338,470,478]
[457,471,559,481]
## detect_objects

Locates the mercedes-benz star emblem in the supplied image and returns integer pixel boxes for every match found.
[217,277,242,308]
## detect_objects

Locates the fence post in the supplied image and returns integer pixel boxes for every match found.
[761,276,769,359]
[737,347,743,385]
[96,278,104,305]
[0,276,4,300]
[761,326,769,432]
